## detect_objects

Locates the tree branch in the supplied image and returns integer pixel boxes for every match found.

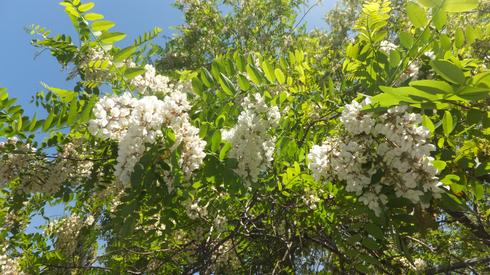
[425,255,490,274]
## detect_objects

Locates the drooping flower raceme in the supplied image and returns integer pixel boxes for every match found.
[222,93,281,184]
[89,85,206,186]
[130,64,175,95]
[0,246,24,275]
[0,139,92,194]
[45,215,94,256]
[308,98,441,216]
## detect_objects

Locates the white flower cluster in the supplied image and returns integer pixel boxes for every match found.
[379,40,439,83]
[46,215,94,256]
[130,64,176,95]
[308,98,441,216]
[89,90,206,186]
[0,139,93,194]
[222,93,281,184]
[302,188,322,210]
[135,213,166,236]
[399,257,427,271]
[0,247,24,275]
[185,199,209,220]
[399,61,420,83]
[380,40,398,53]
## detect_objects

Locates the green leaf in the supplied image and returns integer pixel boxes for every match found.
[355,263,370,273]
[246,64,262,85]
[43,112,55,131]
[389,50,401,67]
[113,45,137,62]
[433,160,447,171]
[64,6,80,17]
[407,2,427,28]
[417,0,443,8]
[0,88,8,100]
[42,84,76,103]
[218,73,235,96]
[99,32,126,44]
[200,68,214,88]
[366,224,384,240]
[238,74,250,91]
[432,8,447,30]
[261,60,275,83]
[28,113,37,131]
[362,237,379,250]
[211,131,221,152]
[410,80,454,94]
[442,110,454,136]
[454,28,465,48]
[475,162,490,177]
[399,31,414,49]
[80,96,97,123]
[430,60,465,84]
[219,142,232,160]
[443,0,479,12]
[67,97,78,125]
[369,93,401,108]
[124,67,146,80]
[78,2,94,12]
[422,115,435,133]
[275,68,285,84]
[92,20,116,31]
[457,87,490,101]
[84,13,104,20]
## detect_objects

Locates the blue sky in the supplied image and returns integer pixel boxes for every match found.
[0,0,333,112]
[0,0,334,226]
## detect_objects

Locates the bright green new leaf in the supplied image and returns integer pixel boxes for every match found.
[417,0,442,7]
[113,45,137,62]
[78,2,94,12]
[211,131,221,152]
[238,74,250,91]
[100,32,127,44]
[43,112,55,131]
[246,64,262,85]
[124,67,146,80]
[421,115,435,133]
[219,142,232,160]
[84,13,104,20]
[430,60,465,84]
[275,68,285,84]
[67,97,78,125]
[454,28,465,48]
[43,84,76,103]
[410,80,454,94]
[442,110,454,136]
[398,31,414,49]
[261,60,275,83]
[406,2,427,28]
[443,0,479,12]
[92,20,116,32]
[0,88,8,100]
[432,8,447,30]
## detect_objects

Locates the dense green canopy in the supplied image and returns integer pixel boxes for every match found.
[0,0,489,274]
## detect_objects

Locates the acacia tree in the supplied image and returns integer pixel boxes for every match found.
[0,0,489,274]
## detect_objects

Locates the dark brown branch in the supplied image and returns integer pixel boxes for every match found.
[425,255,490,274]
[445,209,490,247]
